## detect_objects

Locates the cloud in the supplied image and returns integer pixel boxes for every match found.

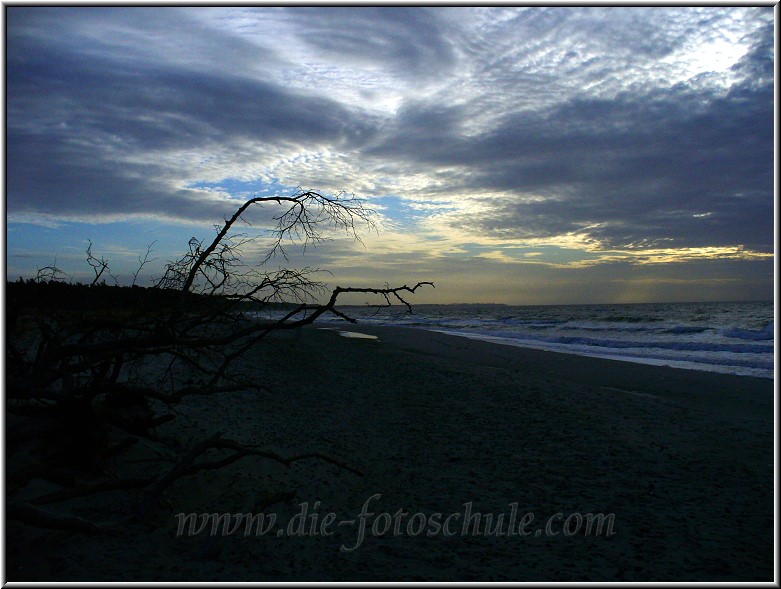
[457,77,773,252]
[5,6,774,296]
[361,16,773,254]
[6,7,380,224]
[278,7,457,79]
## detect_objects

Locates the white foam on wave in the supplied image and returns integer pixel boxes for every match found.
[430,329,773,379]
[722,322,774,341]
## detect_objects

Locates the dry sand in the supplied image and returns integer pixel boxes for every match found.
[6,325,774,581]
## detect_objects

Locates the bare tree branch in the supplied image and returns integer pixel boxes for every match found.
[86,240,114,286]
[132,241,158,287]
[35,258,70,283]
[7,188,431,535]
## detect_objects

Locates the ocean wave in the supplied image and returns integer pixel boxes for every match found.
[599,315,664,323]
[431,329,773,378]
[553,323,710,334]
[428,328,773,355]
[540,335,773,354]
[722,322,774,341]
[662,325,710,335]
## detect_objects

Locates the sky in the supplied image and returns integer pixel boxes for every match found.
[4,6,776,305]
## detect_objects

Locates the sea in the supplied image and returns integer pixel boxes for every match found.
[314,301,775,380]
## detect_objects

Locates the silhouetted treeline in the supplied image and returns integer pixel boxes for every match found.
[6,279,294,316]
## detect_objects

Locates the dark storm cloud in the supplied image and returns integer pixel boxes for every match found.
[8,41,373,150]
[365,21,774,253]
[6,7,289,81]
[280,7,457,79]
[6,7,378,221]
[476,83,772,251]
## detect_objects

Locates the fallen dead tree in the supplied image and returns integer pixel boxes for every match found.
[6,189,433,532]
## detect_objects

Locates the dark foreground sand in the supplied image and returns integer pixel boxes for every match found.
[7,325,774,581]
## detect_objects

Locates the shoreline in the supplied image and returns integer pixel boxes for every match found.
[318,323,772,400]
[321,303,775,380]
[7,324,774,581]
[429,327,774,380]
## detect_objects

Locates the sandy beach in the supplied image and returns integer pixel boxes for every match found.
[7,324,774,581]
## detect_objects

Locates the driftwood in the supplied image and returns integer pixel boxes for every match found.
[6,189,433,534]
[9,432,363,533]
